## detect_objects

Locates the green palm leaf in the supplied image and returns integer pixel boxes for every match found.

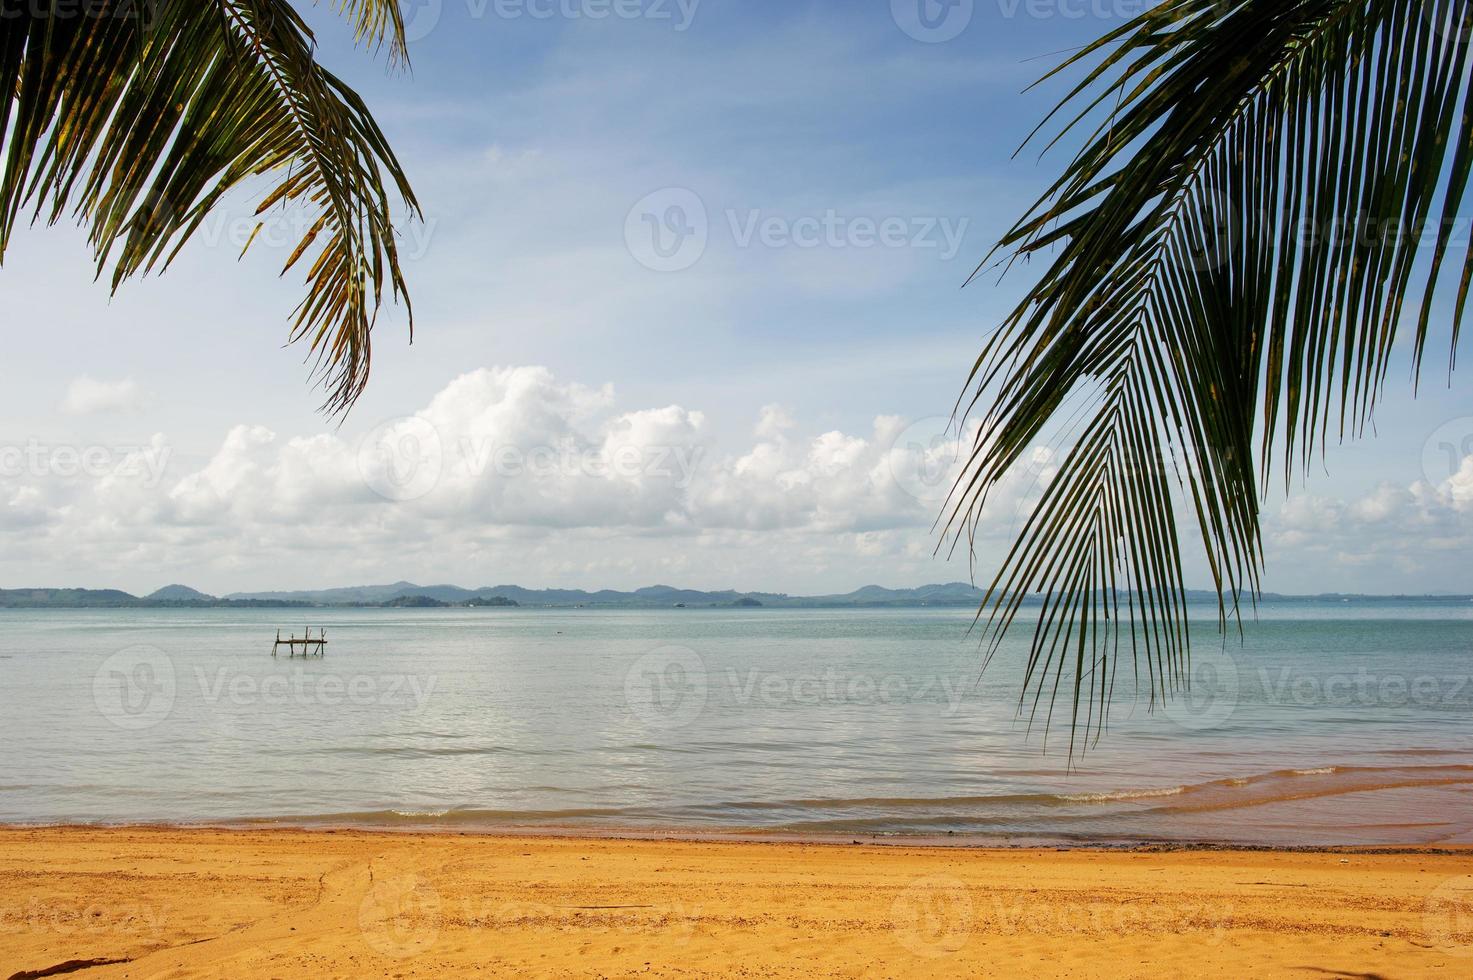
[954,0,1472,751]
[0,0,419,414]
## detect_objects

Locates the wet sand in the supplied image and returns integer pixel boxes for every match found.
[2,826,1470,978]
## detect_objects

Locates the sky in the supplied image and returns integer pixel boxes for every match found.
[1,0,1470,596]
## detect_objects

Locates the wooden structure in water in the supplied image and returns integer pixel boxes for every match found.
[273,627,327,657]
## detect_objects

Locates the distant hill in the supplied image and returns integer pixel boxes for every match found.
[0,587,308,608]
[220,581,989,608]
[465,596,518,607]
[2,582,1467,610]
[800,582,987,605]
[382,594,449,608]
[147,584,216,602]
[0,588,142,608]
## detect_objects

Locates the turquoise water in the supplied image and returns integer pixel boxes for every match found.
[1,603,1470,845]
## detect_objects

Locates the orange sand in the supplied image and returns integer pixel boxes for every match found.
[2,827,1470,978]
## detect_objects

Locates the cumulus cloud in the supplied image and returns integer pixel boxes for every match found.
[61,376,143,416]
[754,404,795,439]
[2,365,1063,588]
[1266,463,1473,584]
[1441,455,1473,511]
[17,362,1468,594]
[150,366,998,535]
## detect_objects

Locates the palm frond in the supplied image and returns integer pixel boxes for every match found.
[953,0,1473,751]
[329,0,411,65]
[0,0,419,414]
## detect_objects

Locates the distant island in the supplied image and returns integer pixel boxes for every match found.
[0,582,976,609]
[372,595,519,609]
[0,581,1468,610]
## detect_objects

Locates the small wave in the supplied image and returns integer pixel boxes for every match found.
[1059,787,1186,803]
[227,763,1473,841]
[1143,765,1473,816]
[389,808,452,818]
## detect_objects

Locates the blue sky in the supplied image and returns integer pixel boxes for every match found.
[1,0,1470,595]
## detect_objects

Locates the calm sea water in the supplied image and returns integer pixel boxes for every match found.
[1,603,1470,845]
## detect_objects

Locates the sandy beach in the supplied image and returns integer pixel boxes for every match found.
[1,827,1469,978]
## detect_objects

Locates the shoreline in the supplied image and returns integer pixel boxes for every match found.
[4,825,1470,977]
[10,818,1473,854]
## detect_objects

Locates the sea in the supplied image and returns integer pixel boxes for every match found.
[1,601,1470,846]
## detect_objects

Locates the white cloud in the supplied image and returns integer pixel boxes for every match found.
[10,363,1469,596]
[61,376,143,416]
[1441,456,1473,511]
[754,404,795,439]
[1,365,1063,590]
[152,365,964,535]
[1266,466,1473,584]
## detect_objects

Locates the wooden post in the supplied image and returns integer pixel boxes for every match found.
[271,627,327,656]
